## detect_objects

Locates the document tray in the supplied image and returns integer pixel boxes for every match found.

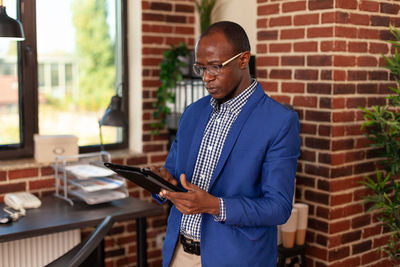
[104,162,185,194]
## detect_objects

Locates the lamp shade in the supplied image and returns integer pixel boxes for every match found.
[99,95,126,127]
[0,5,24,40]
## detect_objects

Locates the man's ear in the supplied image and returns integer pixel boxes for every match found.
[239,51,251,70]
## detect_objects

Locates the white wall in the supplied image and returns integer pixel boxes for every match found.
[127,0,142,152]
[211,0,257,52]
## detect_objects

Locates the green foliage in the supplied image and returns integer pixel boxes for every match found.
[152,43,189,134]
[360,26,400,262]
[71,0,115,110]
[195,0,216,34]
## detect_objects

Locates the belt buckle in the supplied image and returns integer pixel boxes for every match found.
[181,235,200,255]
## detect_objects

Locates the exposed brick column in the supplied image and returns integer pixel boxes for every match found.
[256,0,399,266]
[141,0,196,165]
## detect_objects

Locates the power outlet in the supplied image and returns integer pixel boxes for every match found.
[156,232,166,248]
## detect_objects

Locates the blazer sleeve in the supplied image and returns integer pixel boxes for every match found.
[223,111,300,226]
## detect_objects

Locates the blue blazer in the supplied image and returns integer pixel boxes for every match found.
[159,83,300,267]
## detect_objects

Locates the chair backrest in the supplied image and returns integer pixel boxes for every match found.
[46,215,115,267]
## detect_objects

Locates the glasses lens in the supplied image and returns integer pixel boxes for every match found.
[193,65,203,76]
[208,65,220,76]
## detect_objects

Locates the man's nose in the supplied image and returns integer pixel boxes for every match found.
[202,69,215,82]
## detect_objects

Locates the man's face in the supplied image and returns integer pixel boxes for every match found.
[195,32,243,103]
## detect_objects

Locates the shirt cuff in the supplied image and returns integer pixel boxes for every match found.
[213,198,226,222]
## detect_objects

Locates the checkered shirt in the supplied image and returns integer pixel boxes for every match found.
[180,80,257,241]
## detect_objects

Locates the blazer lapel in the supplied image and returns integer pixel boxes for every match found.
[209,84,265,190]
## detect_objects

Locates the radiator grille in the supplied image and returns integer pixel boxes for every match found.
[0,229,80,267]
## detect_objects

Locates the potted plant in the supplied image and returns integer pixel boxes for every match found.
[360,26,400,262]
[152,42,189,135]
[195,0,216,33]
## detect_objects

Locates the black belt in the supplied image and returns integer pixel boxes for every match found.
[180,234,201,255]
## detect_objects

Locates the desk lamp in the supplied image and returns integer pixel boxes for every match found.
[0,0,25,40]
[98,85,126,152]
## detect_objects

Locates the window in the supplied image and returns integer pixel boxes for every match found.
[0,0,128,159]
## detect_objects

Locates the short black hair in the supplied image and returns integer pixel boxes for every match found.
[200,21,251,54]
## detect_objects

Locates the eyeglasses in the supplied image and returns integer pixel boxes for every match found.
[192,52,245,77]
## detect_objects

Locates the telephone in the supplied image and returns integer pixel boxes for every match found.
[4,192,42,213]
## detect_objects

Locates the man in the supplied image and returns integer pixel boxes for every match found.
[154,21,300,266]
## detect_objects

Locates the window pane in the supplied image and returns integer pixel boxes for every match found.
[0,1,20,146]
[37,0,122,146]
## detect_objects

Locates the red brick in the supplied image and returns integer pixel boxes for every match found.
[0,171,6,181]
[357,56,378,66]
[353,240,372,255]
[294,41,318,52]
[257,30,278,41]
[269,69,292,79]
[352,214,371,229]
[330,220,351,234]
[282,56,304,66]
[150,2,172,11]
[294,14,319,25]
[281,28,305,39]
[258,56,279,66]
[329,246,350,261]
[126,155,148,166]
[260,82,278,92]
[359,0,379,12]
[330,204,363,219]
[332,98,345,108]
[257,18,268,28]
[335,26,357,38]
[174,26,194,35]
[349,13,370,26]
[269,16,291,27]
[363,225,382,238]
[362,250,381,265]
[369,42,389,54]
[9,168,39,179]
[349,42,368,53]
[270,95,290,104]
[175,4,194,13]
[0,182,26,193]
[336,0,357,9]
[308,55,332,66]
[334,84,355,94]
[333,70,346,81]
[358,28,380,39]
[330,177,361,191]
[308,27,333,38]
[342,231,362,244]
[29,178,55,190]
[269,43,291,52]
[143,35,164,44]
[142,13,165,22]
[305,137,330,150]
[380,2,400,14]
[321,40,346,52]
[306,245,328,261]
[256,44,267,54]
[332,111,355,122]
[150,154,168,163]
[330,192,352,205]
[300,123,317,135]
[309,0,334,10]
[258,3,279,15]
[293,96,317,107]
[307,83,331,94]
[283,1,306,13]
[330,256,361,267]
[282,82,304,93]
[373,235,390,248]
[334,56,356,67]
[295,70,319,80]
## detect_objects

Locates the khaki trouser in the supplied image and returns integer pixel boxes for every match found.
[170,238,201,267]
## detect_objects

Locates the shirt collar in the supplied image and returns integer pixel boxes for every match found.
[210,79,257,116]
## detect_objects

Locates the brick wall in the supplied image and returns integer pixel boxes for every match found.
[0,1,196,267]
[256,0,398,266]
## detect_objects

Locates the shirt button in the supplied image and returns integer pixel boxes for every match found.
[200,174,205,179]
[207,146,213,151]
[216,118,221,123]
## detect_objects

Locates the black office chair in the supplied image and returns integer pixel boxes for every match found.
[46,215,115,267]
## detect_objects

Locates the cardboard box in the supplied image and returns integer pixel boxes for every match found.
[34,134,78,163]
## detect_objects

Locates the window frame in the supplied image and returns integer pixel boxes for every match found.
[0,0,129,159]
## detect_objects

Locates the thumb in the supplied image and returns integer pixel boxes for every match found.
[180,174,194,191]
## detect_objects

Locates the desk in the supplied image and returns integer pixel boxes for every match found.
[0,196,164,267]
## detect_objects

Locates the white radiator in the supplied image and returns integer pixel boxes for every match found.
[0,229,80,267]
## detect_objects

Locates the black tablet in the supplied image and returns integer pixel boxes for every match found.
[103,162,185,194]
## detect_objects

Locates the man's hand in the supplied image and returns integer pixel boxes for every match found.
[150,166,178,187]
[159,174,220,215]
